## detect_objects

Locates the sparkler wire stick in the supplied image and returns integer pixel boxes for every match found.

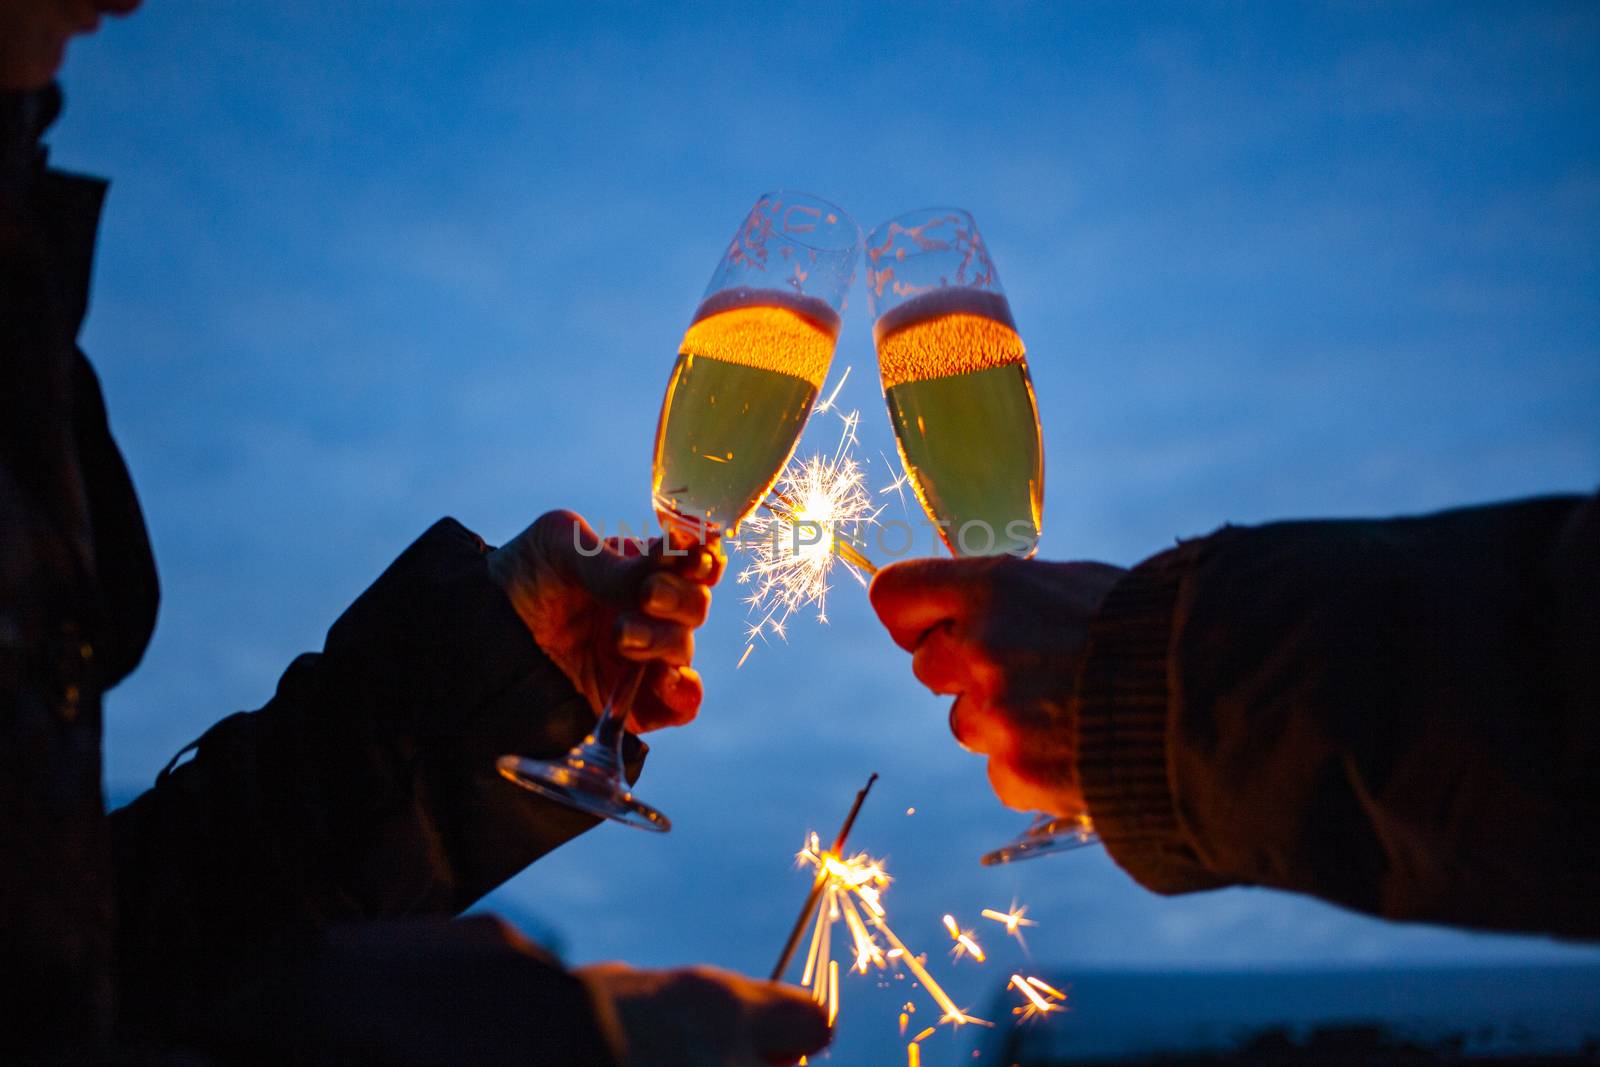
[771,773,879,981]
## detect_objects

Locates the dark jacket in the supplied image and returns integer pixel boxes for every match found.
[3,86,629,1063]
[1077,491,1600,938]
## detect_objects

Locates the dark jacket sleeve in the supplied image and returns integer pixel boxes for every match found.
[109,518,639,1061]
[1076,491,1600,939]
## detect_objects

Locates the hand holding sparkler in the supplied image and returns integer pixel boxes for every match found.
[580,963,830,1067]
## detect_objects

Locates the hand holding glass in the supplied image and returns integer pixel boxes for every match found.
[498,192,860,831]
[865,207,1097,862]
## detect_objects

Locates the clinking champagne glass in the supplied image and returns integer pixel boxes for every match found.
[498,192,860,832]
[865,207,1099,864]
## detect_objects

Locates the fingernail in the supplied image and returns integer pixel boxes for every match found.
[619,617,651,651]
[645,579,679,614]
[687,549,714,581]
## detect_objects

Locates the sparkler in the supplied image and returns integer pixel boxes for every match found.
[769,801,1070,1056]
[774,777,993,1046]
[772,773,879,982]
[736,369,881,664]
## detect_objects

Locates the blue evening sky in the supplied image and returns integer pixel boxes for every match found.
[55,2,1599,1061]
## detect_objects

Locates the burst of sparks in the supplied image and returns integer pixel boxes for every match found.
[792,835,990,1034]
[1009,974,1068,1021]
[736,382,880,663]
[981,902,1038,953]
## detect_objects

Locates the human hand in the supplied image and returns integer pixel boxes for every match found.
[579,963,830,1067]
[489,511,724,734]
[0,0,141,90]
[870,555,1126,815]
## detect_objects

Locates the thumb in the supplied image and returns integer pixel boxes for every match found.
[743,982,831,1064]
[869,557,986,651]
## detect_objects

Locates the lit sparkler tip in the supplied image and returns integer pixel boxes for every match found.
[734,405,876,657]
[782,779,1018,1042]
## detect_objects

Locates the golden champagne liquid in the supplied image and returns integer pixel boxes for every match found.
[875,288,1043,556]
[652,288,839,536]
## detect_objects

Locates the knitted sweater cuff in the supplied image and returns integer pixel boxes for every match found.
[1076,548,1223,893]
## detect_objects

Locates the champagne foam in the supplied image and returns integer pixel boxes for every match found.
[679,288,840,389]
[873,288,1024,388]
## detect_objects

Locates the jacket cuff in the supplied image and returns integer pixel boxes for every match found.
[1076,545,1224,893]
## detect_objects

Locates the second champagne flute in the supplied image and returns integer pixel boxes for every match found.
[866,206,1097,863]
[498,191,859,831]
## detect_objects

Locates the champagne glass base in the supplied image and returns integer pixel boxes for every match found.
[979,814,1100,866]
[496,754,671,833]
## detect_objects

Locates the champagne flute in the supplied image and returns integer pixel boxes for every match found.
[498,192,860,832]
[865,206,1099,863]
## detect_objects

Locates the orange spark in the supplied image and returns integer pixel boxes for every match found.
[1009,973,1067,1022]
[941,914,987,963]
[1027,975,1067,1000]
[981,901,1038,952]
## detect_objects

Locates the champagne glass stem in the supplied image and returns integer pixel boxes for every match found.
[496,659,669,832]
[588,662,645,765]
